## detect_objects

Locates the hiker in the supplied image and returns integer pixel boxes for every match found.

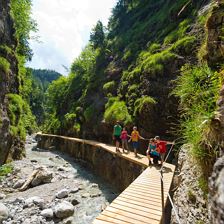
[154,136,174,165]
[129,126,144,157]
[120,127,129,153]
[113,121,122,153]
[146,138,160,165]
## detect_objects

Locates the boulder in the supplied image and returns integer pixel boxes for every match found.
[0,203,9,222]
[31,169,53,187]
[54,201,74,219]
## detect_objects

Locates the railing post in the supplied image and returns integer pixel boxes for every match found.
[160,168,165,224]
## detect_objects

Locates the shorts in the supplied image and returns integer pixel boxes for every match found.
[132,141,139,149]
[114,135,121,143]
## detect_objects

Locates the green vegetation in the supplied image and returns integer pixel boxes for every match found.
[0,164,13,180]
[0,56,10,73]
[173,64,221,180]
[104,97,132,125]
[10,0,37,60]
[134,96,156,116]
[28,69,61,124]
[7,93,36,139]
[43,0,209,142]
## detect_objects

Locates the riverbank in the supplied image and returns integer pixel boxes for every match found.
[0,136,118,224]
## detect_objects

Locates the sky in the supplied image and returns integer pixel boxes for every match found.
[28,0,117,74]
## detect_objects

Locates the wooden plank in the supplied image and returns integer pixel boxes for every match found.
[96,215,131,224]
[112,199,161,216]
[124,187,166,197]
[117,195,162,212]
[110,203,161,221]
[104,207,159,224]
[93,219,115,224]
[101,210,145,224]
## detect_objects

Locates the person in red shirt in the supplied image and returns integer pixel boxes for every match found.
[154,136,174,165]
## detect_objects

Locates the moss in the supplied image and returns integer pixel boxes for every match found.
[0,45,13,56]
[104,97,132,125]
[7,93,36,140]
[170,36,197,55]
[164,19,191,45]
[0,56,10,73]
[103,81,116,95]
[141,50,176,77]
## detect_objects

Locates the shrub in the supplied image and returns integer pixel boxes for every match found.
[104,98,132,125]
[0,56,10,73]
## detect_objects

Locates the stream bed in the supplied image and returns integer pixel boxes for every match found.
[0,136,118,224]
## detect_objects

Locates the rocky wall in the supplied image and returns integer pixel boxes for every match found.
[0,0,22,165]
[37,134,145,191]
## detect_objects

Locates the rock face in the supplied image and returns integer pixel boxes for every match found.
[209,156,224,224]
[205,2,224,66]
[0,0,24,165]
[171,145,209,224]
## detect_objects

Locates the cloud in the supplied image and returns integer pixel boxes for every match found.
[28,0,117,74]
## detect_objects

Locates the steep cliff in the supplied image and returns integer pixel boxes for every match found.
[0,0,36,165]
[172,2,224,223]
[0,0,21,164]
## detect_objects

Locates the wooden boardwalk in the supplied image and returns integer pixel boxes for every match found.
[38,134,175,223]
[93,163,175,224]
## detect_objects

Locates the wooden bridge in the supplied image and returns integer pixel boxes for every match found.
[37,133,175,224]
[88,141,175,223]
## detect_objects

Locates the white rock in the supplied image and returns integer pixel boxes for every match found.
[0,203,9,222]
[70,188,79,194]
[54,201,74,218]
[40,209,54,218]
[56,189,69,199]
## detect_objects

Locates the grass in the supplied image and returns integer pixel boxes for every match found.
[173,64,221,189]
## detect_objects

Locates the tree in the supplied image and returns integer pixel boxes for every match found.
[90,21,105,49]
